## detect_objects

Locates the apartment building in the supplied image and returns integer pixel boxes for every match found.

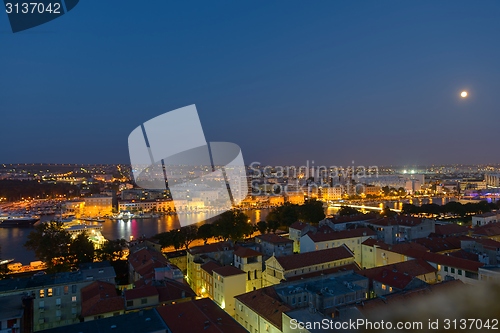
[263,245,356,286]
[288,222,316,253]
[255,234,293,259]
[233,246,264,292]
[364,216,435,244]
[186,242,234,295]
[212,266,246,316]
[235,271,368,333]
[300,227,376,265]
[0,264,116,332]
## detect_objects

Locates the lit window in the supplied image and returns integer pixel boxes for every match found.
[381,284,386,290]
[47,288,53,297]
[72,296,77,302]
[39,289,45,298]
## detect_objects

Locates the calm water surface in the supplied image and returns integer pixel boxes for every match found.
[0,197,476,263]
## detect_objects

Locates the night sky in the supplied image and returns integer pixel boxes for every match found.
[1,1,499,166]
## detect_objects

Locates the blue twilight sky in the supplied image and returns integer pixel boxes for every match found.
[0,1,499,166]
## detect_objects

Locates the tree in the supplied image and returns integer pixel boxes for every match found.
[267,220,281,233]
[265,203,300,229]
[382,186,391,196]
[212,210,252,242]
[69,232,95,265]
[256,221,268,234]
[24,222,73,272]
[397,187,406,196]
[338,206,361,216]
[298,199,325,223]
[401,203,419,215]
[177,225,198,249]
[97,239,128,262]
[197,223,214,245]
[380,206,397,218]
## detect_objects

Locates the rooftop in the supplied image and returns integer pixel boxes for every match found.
[448,249,479,261]
[235,287,292,330]
[233,245,262,258]
[404,249,484,272]
[472,222,500,237]
[286,264,360,282]
[475,238,500,250]
[124,285,158,300]
[188,241,233,255]
[0,264,116,294]
[157,298,247,333]
[355,280,464,316]
[38,309,166,333]
[414,236,469,253]
[81,281,124,318]
[0,293,24,321]
[212,265,245,277]
[323,213,377,224]
[155,279,196,303]
[200,260,222,274]
[275,271,367,299]
[275,245,354,271]
[359,259,436,289]
[289,221,311,231]
[304,227,376,243]
[434,223,469,236]
[368,215,427,227]
[474,212,498,218]
[361,239,429,255]
[128,248,169,278]
[256,233,293,245]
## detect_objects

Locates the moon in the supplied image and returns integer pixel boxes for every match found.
[461,91,468,98]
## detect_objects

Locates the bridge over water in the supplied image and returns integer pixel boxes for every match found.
[329,203,402,213]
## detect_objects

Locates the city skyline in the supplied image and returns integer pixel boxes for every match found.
[2,1,500,165]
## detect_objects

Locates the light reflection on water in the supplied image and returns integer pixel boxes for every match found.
[0,209,272,263]
[0,197,488,263]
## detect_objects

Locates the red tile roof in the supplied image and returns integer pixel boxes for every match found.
[359,259,436,289]
[361,268,414,289]
[414,236,470,253]
[124,285,158,300]
[474,212,498,218]
[156,280,196,303]
[129,248,169,278]
[200,261,222,274]
[289,221,310,230]
[368,216,425,227]
[234,246,262,258]
[325,213,377,224]
[188,242,234,255]
[285,263,360,281]
[361,239,429,256]
[475,238,500,250]
[275,245,354,271]
[235,287,292,330]
[157,298,247,333]
[81,281,124,318]
[256,233,293,244]
[472,222,500,237]
[305,227,376,243]
[404,250,484,272]
[212,265,245,277]
[356,280,464,315]
[434,223,469,236]
[448,249,479,261]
